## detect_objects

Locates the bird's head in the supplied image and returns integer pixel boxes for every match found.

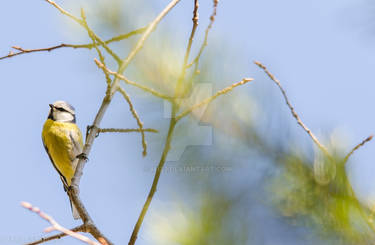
[48,101,76,123]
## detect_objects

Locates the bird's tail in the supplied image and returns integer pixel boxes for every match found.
[69,197,81,220]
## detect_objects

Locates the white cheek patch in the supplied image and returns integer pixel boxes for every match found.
[53,111,74,122]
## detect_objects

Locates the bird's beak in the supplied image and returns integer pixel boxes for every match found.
[49,104,54,109]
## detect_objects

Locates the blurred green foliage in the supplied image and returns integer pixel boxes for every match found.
[146,185,250,245]
[269,150,375,244]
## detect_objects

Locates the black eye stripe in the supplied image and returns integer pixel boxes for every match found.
[56,107,67,112]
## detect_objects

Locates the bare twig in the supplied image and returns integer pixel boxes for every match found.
[0,44,81,60]
[21,202,99,245]
[255,61,330,156]
[118,86,147,156]
[0,28,146,61]
[186,0,218,70]
[94,59,174,101]
[98,128,158,134]
[176,78,254,121]
[344,135,373,162]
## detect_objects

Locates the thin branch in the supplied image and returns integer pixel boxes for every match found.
[94,59,174,101]
[344,135,373,162]
[255,61,330,157]
[21,202,99,245]
[186,0,218,70]
[98,128,158,133]
[0,27,146,61]
[176,78,254,121]
[118,86,147,156]
[45,0,83,24]
[175,0,199,96]
[25,225,85,245]
[128,118,177,245]
[0,45,78,60]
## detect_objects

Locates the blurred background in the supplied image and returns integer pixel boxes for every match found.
[1,0,375,244]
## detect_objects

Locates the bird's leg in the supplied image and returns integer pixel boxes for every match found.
[86,125,100,139]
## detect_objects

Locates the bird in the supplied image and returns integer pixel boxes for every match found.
[41,101,83,220]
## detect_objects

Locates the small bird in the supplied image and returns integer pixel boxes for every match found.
[42,101,83,220]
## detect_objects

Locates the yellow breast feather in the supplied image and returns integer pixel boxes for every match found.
[42,119,83,186]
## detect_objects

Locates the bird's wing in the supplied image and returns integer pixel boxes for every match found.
[68,125,83,170]
[42,138,69,190]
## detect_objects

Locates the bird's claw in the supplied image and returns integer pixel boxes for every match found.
[76,152,88,161]
[86,125,100,138]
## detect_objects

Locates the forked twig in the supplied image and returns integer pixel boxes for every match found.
[94,59,174,100]
[21,202,99,245]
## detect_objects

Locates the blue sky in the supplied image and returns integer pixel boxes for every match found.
[1,0,375,244]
